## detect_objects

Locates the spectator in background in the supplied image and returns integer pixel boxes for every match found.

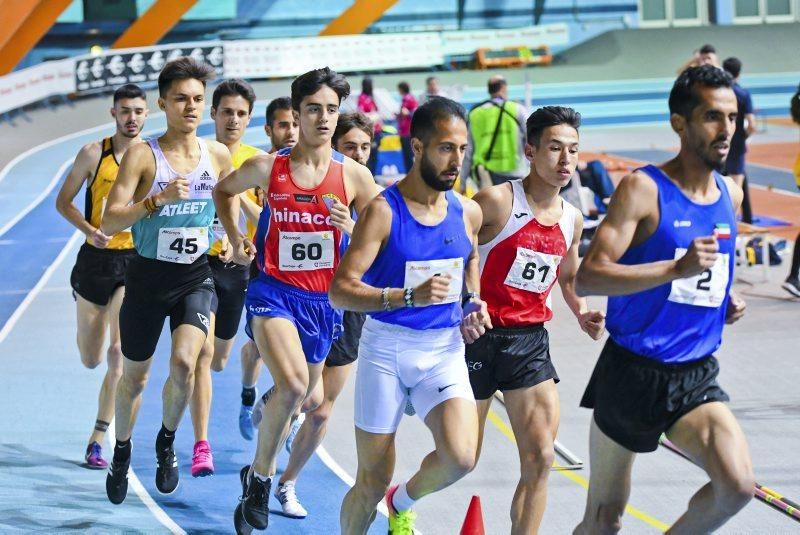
[462,75,528,190]
[396,81,418,172]
[722,57,756,223]
[357,77,381,173]
[419,75,441,104]
[677,43,720,74]
[782,82,800,298]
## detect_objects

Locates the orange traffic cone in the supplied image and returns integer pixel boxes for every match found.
[460,495,485,535]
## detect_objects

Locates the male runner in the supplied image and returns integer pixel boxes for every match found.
[331,97,492,535]
[469,106,605,534]
[55,84,148,469]
[574,65,753,533]
[213,67,378,532]
[101,57,233,504]
[189,78,264,477]
[238,96,299,440]
[269,111,374,518]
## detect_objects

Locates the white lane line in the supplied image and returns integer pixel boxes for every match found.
[750,183,800,199]
[0,230,81,344]
[108,421,187,535]
[317,445,390,519]
[0,159,73,239]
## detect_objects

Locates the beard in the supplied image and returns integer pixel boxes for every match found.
[419,152,456,192]
[691,131,727,172]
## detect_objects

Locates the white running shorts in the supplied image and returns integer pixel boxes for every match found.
[354,317,475,434]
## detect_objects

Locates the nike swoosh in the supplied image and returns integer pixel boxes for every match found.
[444,238,455,244]
[438,384,456,393]
[514,212,528,219]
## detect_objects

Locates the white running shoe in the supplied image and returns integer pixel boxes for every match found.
[274,480,308,518]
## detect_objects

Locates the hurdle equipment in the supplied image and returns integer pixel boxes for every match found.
[659,435,800,523]
[492,392,584,470]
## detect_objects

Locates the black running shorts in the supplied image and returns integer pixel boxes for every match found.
[580,339,730,453]
[465,324,559,400]
[119,254,215,362]
[325,310,366,367]
[208,255,249,340]
[70,243,136,306]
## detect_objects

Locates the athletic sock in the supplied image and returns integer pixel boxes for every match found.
[156,423,176,450]
[242,386,257,407]
[253,470,272,484]
[113,438,131,463]
[392,482,416,512]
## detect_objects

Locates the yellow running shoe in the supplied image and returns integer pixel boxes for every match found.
[386,485,418,534]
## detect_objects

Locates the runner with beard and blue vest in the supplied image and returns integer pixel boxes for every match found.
[101,57,233,505]
[574,65,753,534]
[330,97,492,535]
[213,67,379,533]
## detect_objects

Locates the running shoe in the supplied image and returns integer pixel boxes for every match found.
[85,441,108,469]
[240,404,256,441]
[251,386,275,428]
[237,465,270,530]
[106,456,130,505]
[782,276,800,297]
[155,441,179,494]
[403,399,416,417]
[386,485,417,535]
[285,413,305,454]
[191,440,214,477]
[274,480,308,518]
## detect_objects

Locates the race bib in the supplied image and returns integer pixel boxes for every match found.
[279,231,335,271]
[504,247,561,293]
[156,227,209,264]
[668,248,729,308]
[403,257,464,305]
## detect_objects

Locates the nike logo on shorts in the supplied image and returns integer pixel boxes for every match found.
[438,384,455,393]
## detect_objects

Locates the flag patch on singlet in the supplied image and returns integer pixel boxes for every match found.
[714,223,731,239]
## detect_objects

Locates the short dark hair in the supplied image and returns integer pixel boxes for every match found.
[361,77,373,97]
[212,78,256,113]
[398,82,410,95]
[526,106,581,146]
[488,78,506,95]
[158,56,215,97]
[722,57,742,79]
[332,112,374,146]
[291,67,350,112]
[266,96,292,127]
[113,83,146,103]
[426,76,437,84]
[668,65,733,118]
[699,44,716,55]
[410,96,467,143]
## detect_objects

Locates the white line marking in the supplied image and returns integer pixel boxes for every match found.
[108,420,187,535]
[317,445,390,518]
[0,230,81,344]
[750,183,800,199]
[0,159,73,239]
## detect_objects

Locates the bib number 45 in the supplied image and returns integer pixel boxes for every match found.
[170,237,198,255]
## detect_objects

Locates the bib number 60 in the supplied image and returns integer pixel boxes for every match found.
[292,242,323,261]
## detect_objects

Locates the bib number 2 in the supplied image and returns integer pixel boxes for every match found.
[668,248,729,307]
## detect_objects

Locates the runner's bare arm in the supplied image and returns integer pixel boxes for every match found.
[472,183,510,245]
[102,143,160,235]
[55,141,102,238]
[577,171,684,296]
[239,192,262,225]
[329,196,395,312]
[460,194,493,343]
[559,212,605,340]
[208,139,235,182]
[332,158,381,235]
[213,154,272,243]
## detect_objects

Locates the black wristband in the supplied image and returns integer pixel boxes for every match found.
[462,291,479,306]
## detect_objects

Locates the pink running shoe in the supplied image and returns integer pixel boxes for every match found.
[84,441,108,469]
[191,440,214,477]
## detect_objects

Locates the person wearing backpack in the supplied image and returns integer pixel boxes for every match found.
[462,75,528,190]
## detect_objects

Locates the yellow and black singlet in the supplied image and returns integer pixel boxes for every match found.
[84,137,134,250]
[209,143,264,256]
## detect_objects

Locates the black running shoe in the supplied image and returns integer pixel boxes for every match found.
[239,465,270,530]
[106,457,130,505]
[155,442,179,495]
[782,276,800,298]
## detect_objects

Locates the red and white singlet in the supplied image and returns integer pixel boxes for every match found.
[257,148,348,293]
[479,180,577,327]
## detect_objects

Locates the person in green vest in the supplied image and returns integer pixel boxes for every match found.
[462,75,528,190]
